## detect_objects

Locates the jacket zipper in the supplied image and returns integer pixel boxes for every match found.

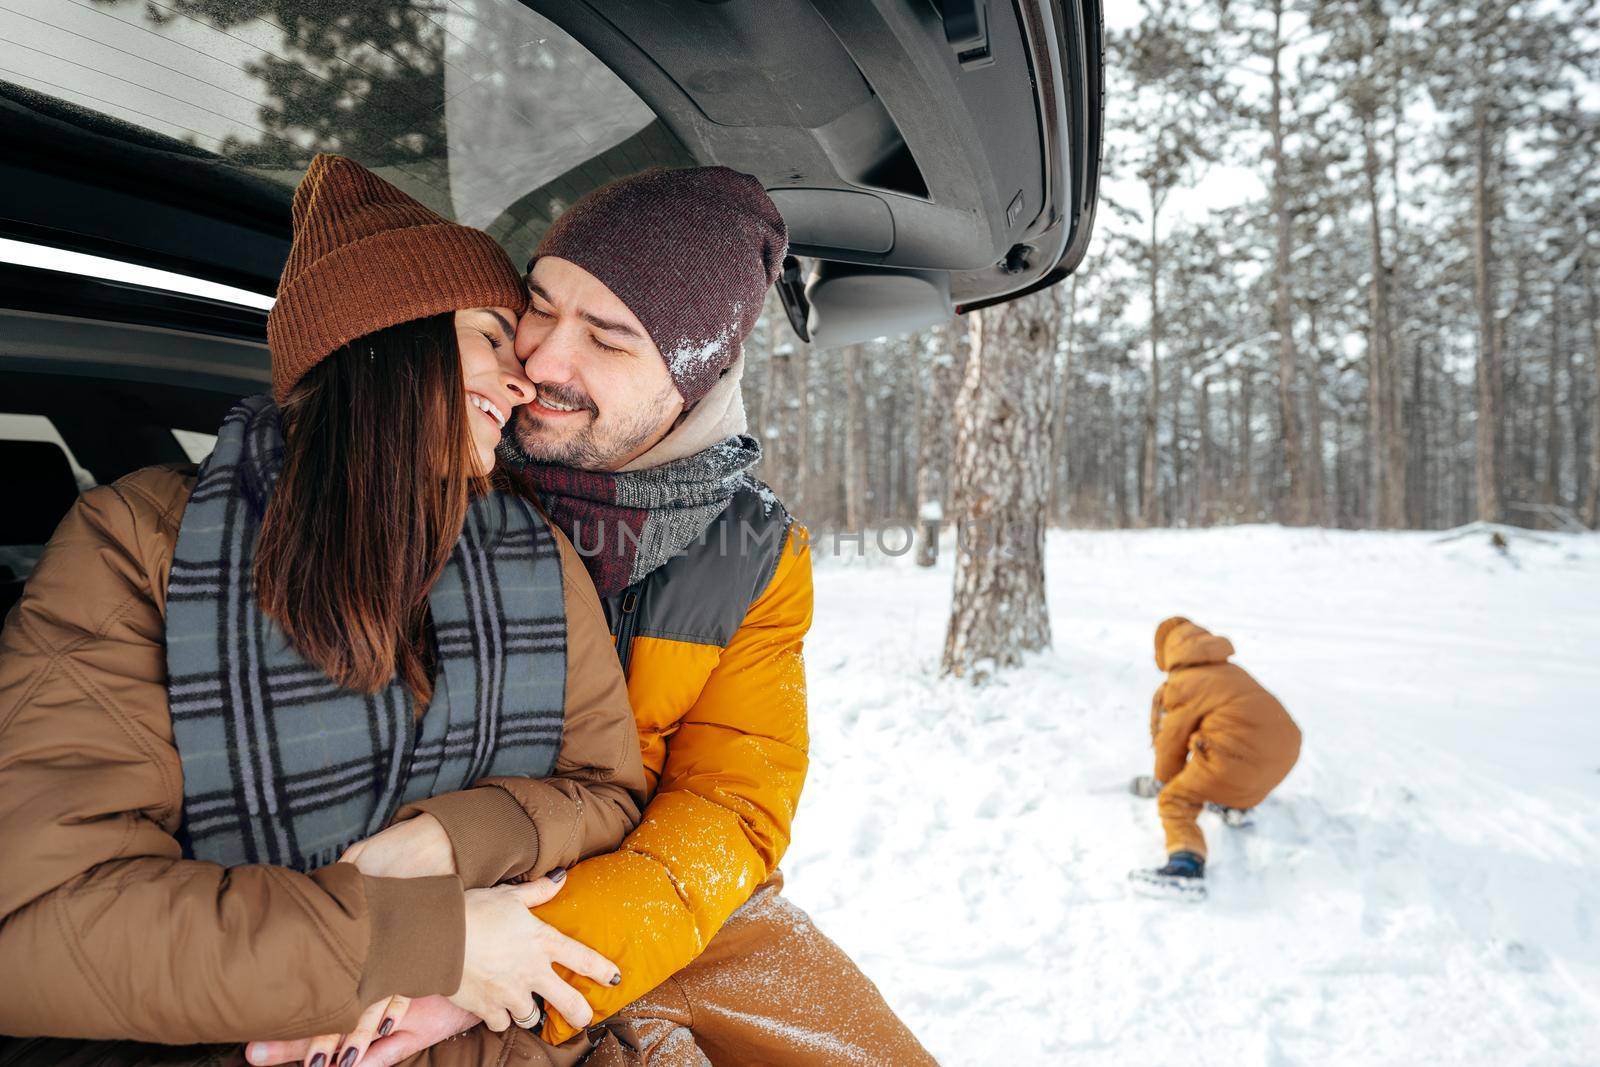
[613,582,643,679]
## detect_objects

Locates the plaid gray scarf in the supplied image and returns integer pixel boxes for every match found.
[165,395,567,872]
[505,435,764,598]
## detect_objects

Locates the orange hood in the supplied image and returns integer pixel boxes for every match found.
[1154,616,1236,671]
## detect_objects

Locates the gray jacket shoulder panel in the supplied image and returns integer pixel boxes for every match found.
[605,485,792,650]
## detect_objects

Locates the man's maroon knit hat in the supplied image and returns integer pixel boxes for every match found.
[531,166,788,409]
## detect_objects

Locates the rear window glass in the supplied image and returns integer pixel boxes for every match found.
[0,0,693,255]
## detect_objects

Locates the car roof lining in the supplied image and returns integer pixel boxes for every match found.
[0,0,1098,322]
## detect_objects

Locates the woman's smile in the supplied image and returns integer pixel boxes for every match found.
[467,391,507,430]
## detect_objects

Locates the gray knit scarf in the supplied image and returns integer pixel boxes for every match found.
[165,395,567,872]
[504,435,764,598]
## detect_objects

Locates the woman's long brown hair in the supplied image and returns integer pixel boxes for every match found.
[255,312,485,704]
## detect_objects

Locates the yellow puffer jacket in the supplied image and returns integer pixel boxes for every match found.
[531,489,812,1044]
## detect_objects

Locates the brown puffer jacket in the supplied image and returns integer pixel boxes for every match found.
[0,465,646,1049]
[1149,616,1302,789]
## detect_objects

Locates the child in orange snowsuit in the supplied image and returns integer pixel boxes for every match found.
[1130,616,1301,896]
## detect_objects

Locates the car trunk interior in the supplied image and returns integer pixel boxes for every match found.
[0,0,1101,604]
[0,0,1099,324]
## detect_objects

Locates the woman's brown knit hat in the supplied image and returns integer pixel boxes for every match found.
[267,154,527,403]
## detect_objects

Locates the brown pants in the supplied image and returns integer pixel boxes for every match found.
[584,873,936,1067]
[1158,740,1294,859]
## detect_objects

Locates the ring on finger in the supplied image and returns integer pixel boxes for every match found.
[512,1007,541,1029]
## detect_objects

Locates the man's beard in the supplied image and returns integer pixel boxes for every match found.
[508,386,674,471]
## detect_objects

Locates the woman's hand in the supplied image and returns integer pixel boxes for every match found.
[452,873,622,1034]
[338,813,455,879]
[245,874,616,1065]
[244,994,410,1067]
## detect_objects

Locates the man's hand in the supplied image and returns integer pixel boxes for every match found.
[244,994,414,1067]
[355,997,482,1067]
[244,996,475,1067]
[338,813,456,879]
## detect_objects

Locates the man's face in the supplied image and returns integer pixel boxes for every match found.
[510,256,684,471]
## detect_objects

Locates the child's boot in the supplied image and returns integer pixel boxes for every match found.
[1128,850,1207,901]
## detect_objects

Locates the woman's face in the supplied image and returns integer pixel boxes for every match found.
[455,307,534,476]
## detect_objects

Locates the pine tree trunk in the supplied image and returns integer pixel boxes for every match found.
[1048,273,1079,524]
[1225,376,1240,520]
[1389,75,1426,528]
[1567,288,1587,516]
[1113,386,1131,527]
[1409,339,1430,528]
[759,305,790,498]
[1305,308,1330,526]
[1142,192,1164,527]
[942,297,1054,682]
[818,357,841,526]
[1363,113,1405,527]
[1585,254,1600,528]
[881,386,899,525]
[792,338,810,520]
[1169,339,1184,525]
[1237,367,1254,519]
[1270,0,1309,525]
[1471,92,1503,523]
[1197,381,1215,524]
[843,344,868,531]
[1544,292,1563,514]
[1334,407,1351,526]
[1450,372,1467,524]
[915,325,959,566]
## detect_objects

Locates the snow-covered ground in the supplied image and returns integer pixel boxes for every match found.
[782,526,1600,1066]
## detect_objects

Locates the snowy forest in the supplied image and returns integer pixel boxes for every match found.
[2,2,1598,1060]
[741,0,1600,537]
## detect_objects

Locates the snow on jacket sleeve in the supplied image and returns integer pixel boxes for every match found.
[0,470,466,1043]
[530,524,813,1045]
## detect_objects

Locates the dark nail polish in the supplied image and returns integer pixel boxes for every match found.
[308,1056,326,1067]
[379,1017,394,1037]
[339,1048,358,1067]
[548,867,567,883]
[609,972,622,986]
